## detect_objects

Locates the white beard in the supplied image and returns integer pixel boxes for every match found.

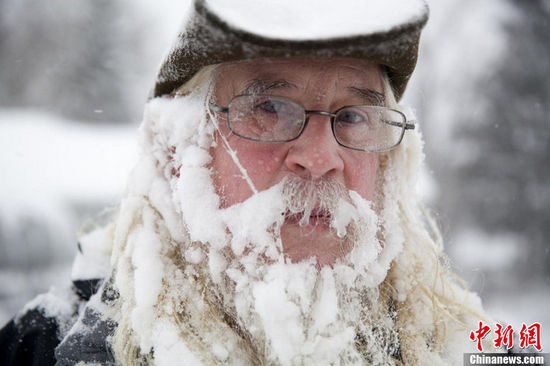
[170,171,403,365]
[123,96,407,365]
[115,95,485,366]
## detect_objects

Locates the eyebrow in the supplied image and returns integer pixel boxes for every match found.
[240,79,385,105]
[348,86,386,106]
[241,79,297,95]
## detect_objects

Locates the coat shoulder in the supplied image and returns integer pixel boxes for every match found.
[0,278,103,366]
[0,307,61,366]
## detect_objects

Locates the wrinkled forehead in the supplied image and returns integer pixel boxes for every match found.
[211,57,385,100]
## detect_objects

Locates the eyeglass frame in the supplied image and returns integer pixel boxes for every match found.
[208,94,415,153]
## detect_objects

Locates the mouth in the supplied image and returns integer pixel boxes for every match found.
[284,208,332,229]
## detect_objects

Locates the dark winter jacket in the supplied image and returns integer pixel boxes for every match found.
[0,242,116,366]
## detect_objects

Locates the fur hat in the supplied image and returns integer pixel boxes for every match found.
[153,0,429,101]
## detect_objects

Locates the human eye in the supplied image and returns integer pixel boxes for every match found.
[243,96,303,141]
[254,97,290,115]
[336,107,371,125]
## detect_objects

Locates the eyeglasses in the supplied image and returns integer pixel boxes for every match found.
[209,94,415,152]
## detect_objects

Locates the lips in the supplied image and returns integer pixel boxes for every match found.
[284,207,332,228]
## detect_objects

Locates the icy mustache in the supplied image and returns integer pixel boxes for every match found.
[281,177,353,234]
[219,177,373,259]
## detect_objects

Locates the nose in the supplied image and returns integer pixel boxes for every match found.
[284,114,345,179]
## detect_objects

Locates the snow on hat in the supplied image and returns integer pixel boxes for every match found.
[153,0,429,101]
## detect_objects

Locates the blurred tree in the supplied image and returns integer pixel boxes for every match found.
[456,0,550,278]
[0,0,147,123]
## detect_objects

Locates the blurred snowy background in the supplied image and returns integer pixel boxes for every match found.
[1,0,548,350]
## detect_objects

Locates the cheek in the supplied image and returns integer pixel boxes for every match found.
[210,139,285,207]
[240,151,282,178]
[345,154,380,200]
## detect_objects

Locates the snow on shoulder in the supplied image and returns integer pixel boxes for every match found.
[206,0,428,40]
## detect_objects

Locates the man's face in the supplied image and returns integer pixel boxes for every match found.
[209,58,383,266]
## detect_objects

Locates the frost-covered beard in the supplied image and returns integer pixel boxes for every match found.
[117,89,488,365]
[174,172,401,364]
[131,94,405,364]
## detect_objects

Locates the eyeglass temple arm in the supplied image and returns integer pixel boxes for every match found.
[383,119,416,130]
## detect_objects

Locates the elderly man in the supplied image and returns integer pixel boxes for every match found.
[1,0,495,365]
